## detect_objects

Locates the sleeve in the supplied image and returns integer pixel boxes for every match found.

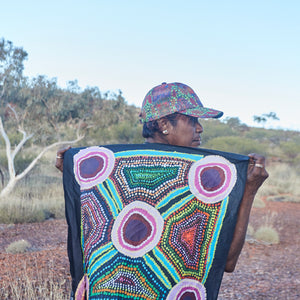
[63,149,84,294]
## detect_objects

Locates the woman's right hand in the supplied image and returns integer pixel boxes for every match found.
[55,146,71,172]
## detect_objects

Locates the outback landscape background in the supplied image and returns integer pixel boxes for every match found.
[0,38,299,299]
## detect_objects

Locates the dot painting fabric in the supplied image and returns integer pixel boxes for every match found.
[63,143,249,300]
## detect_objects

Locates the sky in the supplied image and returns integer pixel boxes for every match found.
[1,0,299,131]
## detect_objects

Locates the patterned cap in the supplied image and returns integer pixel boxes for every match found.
[140,82,223,123]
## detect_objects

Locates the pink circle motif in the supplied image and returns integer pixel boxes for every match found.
[111,201,164,258]
[74,146,115,189]
[167,279,206,300]
[188,155,237,204]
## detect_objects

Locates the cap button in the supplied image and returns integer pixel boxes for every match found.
[161,82,167,85]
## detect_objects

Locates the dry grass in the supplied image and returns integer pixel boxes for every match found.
[0,266,70,300]
[0,169,65,224]
[0,258,70,300]
[255,162,300,203]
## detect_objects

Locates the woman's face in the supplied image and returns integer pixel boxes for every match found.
[167,114,203,148]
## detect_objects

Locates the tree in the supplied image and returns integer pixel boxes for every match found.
[0,103,84,198]
[253,112,280,126]
[223,117,249,134]
[0,38,27,102]
[0,39,84,198]
[0,38,142,197]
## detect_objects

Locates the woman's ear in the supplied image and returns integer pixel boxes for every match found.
[157,118,169,134]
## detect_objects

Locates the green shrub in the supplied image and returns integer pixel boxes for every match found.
[5,239,31,254]
[253,226,280,244]
[200,119,237,144]
[203,136,267,155]
[280,141,300,162]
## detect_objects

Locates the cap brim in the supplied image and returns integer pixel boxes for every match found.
[180,107,223,119]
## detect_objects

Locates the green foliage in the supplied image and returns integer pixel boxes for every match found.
[109,121,143,144]
[203,136,267,155]
[200,119,238,144]
[253,112,280,126]
[280,141,300,161]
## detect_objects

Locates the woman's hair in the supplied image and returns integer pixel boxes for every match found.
[143,113,180,138]
[142,113,179,138]
[142,113,200,138]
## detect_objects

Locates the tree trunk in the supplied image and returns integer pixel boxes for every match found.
[0,177,17,198]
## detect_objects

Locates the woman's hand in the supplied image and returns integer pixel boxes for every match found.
[246,153,269,194]
[55,146,71,172]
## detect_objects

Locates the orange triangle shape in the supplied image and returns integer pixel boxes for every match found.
[181,226,197,246]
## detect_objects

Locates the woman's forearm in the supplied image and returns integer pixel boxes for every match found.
[225,186,256,272]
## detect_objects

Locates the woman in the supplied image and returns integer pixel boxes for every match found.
[56,82,268,297]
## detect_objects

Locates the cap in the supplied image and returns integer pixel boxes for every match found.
[140,82,223,123]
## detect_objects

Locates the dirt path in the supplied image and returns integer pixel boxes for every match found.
[0,201,299,299]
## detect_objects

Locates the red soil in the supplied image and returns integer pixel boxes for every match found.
[0,200,299,299]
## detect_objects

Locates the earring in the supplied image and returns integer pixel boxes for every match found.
[162,130,168,134]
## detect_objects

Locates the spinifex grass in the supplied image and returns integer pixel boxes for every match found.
[0,258,71,300]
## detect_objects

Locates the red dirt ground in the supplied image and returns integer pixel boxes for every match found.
[0,200,299,299]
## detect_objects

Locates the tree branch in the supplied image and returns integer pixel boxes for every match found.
[15,135,84,181]
[7,103,20,123]
[11,129,34,161]
[0,116,15,177]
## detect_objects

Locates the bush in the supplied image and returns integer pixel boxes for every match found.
[203,136,267,155]
[200,119,237,144]
[253,226,280,244]
[280,141,300,162]
[5,239,31,254]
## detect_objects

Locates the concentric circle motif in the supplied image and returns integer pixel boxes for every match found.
[74,146,115,189]
[111,201,164,258]
[188,155,237,204]
[167,279,206,300]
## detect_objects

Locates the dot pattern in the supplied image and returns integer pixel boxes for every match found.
[189,155,237,203]
[81,188,113,268]
[158,198,221,280]
[166,279,206,300]
[111,201,164,258]
[111,156,190,206]
[72,147,241,299]
[90,255,169,299]
[74,146,115,190]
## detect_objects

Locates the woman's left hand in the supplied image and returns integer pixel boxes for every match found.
[246,153,269,194]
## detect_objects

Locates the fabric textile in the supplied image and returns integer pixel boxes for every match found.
[63,143,249,300]
[139,82,223,123]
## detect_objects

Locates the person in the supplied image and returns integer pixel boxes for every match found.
[56,82,268,298]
